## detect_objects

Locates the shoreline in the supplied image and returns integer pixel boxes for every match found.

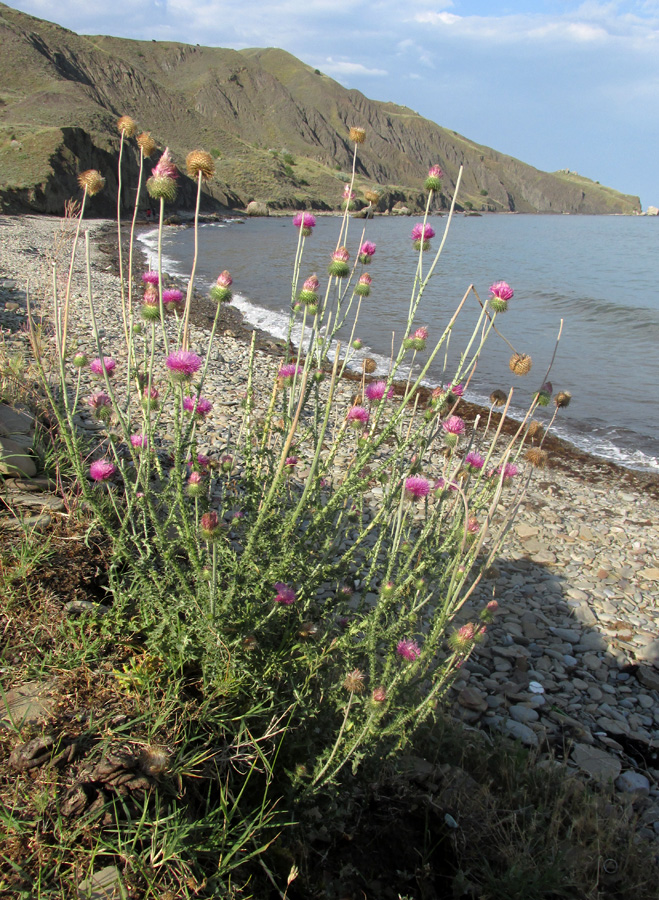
[101,216,659,498]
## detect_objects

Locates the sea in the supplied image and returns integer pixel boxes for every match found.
[138,213,659,473]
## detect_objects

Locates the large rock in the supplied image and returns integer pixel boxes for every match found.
[0,403,34,436]
[245,201,269,217]
[571,744,621,783]
[0,436,37,477]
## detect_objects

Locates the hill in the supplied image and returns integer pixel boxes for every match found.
[0,3,641,216]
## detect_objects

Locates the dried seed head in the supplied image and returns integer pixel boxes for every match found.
[117,115,137,137]
[555,391,571,408]
[364,189,380,204]
[186,149,215,180]
[77,169,105,196]
[509,352,532,376]
[349,126,366,144]
[138,746,170,777]
[362,357,377,374]
[489,389,507,407]
[525,447,548,468]
[527,419,544,439]
[137,132,157,158]
[343,668,366,693]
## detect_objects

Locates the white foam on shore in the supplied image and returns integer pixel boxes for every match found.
[137,228,188,278]
[231,291,659,473]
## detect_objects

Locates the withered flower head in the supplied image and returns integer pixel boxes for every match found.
[117,115,137,137]
[77,169,105,196]
[137,132,157,158]
[362,357,377,374]
[349,126,366,144]
[555,391,572,408]
[509,352,533,376]
[525,447,548,468]
[186,149,215,180]
[343,668,366,693]
[527,420,544,439]
[489,389,507,407]
[364,189,380,204]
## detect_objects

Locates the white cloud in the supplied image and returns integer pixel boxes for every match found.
[321,58,388,77]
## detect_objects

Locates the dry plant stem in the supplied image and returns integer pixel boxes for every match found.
[182,170,203,350]
[61,186,88,359]
[156,197,170,357]
[336,143,359,251]
[126,149,145,357]
[117,131,129,350]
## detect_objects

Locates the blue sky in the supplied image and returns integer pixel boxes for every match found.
[7,1,659,207]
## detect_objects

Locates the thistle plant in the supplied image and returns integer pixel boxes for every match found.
[32,123,570,814]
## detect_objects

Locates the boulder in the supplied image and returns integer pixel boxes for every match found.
[245,201,269,217]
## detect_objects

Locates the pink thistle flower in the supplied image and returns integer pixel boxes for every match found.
[372,686,387,703]
[414,326,428,341]
[142,270,159,285]
[86,391,111,411]
[442,416,466,435]
[183,395,212,419]
[365,381,393,402]
[303,275,320,292]
[489,281,513,313]
[200,511,221,540]
[404,476,430,500]
[465,451,484,470]
[166,350,202,381]
[358,241,376,264]
[347,405,369,426]
[278,363,302,385]
[285,456,298,468]
[152,147,178,180]
[196,453,210,469]
[163,288,184,310]
[328,246,350,277]
[142,385,159,410]
[355,271,372,296]
[220,454,234,472]
[489,281,514,301]
[210,270,233,303]
[466,517,480,534]
[274,582,296,605]
[487,600,499,612]
[434,477,459,493]
[397,639,421,661]
[187,469,205,497]
[425,165,444,191]
[130,433,147,449]
[411,222,435,243]
[293,212,316,236]
[497,462,519,480]
[90,357,116,377]
[343,183,355,200]
[449,383,464,397]
[89,459,116,482]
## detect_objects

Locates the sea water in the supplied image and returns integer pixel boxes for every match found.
[139,214,659,472]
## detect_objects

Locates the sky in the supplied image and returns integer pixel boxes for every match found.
[7,1,659,207]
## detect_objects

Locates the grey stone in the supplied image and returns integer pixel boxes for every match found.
[457,687,488,713]
[0,403,34,436]
[503,718,539,747]
[78,866,122,900]
[2,681,54,727]
[509,704,539,725]
[550,627,581,644]
[64,600,110,617]
[636,640,659,665]
[577,632,608,652]
[637,667,659,693]
[0,437,37,477]
[571,743,621,783]
[615,771,651,796]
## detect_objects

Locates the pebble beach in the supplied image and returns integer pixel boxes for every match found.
[1,214,659,840]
